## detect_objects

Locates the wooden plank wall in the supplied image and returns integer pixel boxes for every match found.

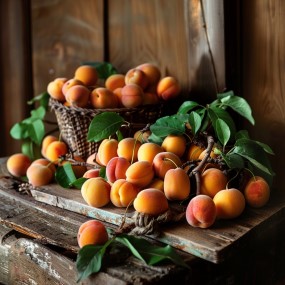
[240,0,285,191]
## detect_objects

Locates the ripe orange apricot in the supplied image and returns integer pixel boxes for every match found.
[152,151,182,179]
[161,134,186,158]
[147,178,164,192]
[186,144,205,161]
[121,84,144,108]
[90,87,119,109]
[83,168,100,179]
[6,153,32,177]
[106,156,130,183]
[47,77,68,102]
[244,176,270,208]
[77,220,108,248]
[45,141,68,164]
[164,168,190,201]
[133,130,151,143]
[26,164,54,187]
[136,63,161,86]
[213,188,245,219]
[96,138,119,166]
[125,68,149,90]
[81,177,111,208]
[62,78,84,96]
[157,76,181,101]
[200,168,227,198]
[117,137,142,163]
[137,142,164,163]
[133,188,169,216]
[186,195,217,228]
[41,135,58,158]
[31,158,56,175]
[74,65,98,87]
[105,74,125,91]
[65,85,90,108]
[110,179,139,207]
[142,92,160,105]
[126,160,154,189]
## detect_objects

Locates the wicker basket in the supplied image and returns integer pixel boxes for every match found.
[49,98,163,159]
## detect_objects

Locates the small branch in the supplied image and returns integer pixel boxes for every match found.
[191,135,215,195]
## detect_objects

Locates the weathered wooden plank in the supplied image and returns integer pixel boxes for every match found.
[27,178,285,263]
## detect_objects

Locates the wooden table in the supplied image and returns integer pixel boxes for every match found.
[0,157,285,284]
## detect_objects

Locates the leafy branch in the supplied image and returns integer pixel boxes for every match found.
[76,232,189,282]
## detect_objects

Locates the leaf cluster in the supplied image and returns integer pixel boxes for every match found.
[9,92,51,160]
[76,232,189,282]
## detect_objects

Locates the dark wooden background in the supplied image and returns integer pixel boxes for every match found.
[0,0,284,190]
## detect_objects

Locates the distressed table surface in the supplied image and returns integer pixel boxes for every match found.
[1,158,285,265]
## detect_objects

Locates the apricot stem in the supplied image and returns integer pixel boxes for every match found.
[164,157,179,168]
[191,135,215,195]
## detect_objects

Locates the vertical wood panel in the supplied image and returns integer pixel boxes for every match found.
[241,0,285,190]
[31,0,105,95]
[107,0,191,102]
[0,0,33,156]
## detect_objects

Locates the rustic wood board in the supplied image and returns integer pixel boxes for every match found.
[28,180,285,264]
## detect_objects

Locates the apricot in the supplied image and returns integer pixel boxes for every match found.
[117,137,142,163]
[105,74,125,91]
[96,138,119,166]
[110,179,139,207]
[45,141,68,164]
[113,87,124,107]
[106,156,130,183]
[244,176,270,208]
[90,87,119,109]
[200,168,228,198]
[121,84,144,108]
[133,130,151,143]
[6,153,32,177]
[65,85,90,108]
[147,178,164,192]
[83,168,100,179]
[62,78,84,96]
[142,92,160,105]
[186,144,205,161]
[152,151,182,179]
[77,220,108,248]
[41,135,58,158]
[81,177,111,208]
[198,149,217,160]
[161,135,186,158]
[157,76,181,101]
[47,77,68,102]
[74,65,98,87]
[125,68,149,90]
[126,160,154,189]
[186,195,217,228]
[31,158,56,175]
[133,188,169,216]
[164,168,190,201]
[61,155,87,178]
[137,142,164,163]
[213,188,245,219]
[86,153,97,169]
[136,63,161,86]
[26,163,53,187]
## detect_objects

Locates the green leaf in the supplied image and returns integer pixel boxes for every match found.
[220,95,255,125]
[70,177,87,189]
[76,239,114,282]
[21,140,41,161]
[255,141,275,155]
[28,92,50,110]
[87,112,124,142]
[177,101,200,114]
[215,118,231,147]
[150,114,186,138]
[55,164,77,188]
[233,138,275,176]
[235,130,250,140]
[28,119,45,145]
[10,122,29,140]
[147,132,163,145]
[31,106,46,120]
[82,61,118,79]
[188,111,202,135]
[221,152,245,169]
[217,90,234,100]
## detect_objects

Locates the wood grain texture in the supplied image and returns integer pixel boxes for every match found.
[241,0,285,191]
[31,0,105,95]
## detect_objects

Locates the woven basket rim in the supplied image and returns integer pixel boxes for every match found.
[49,97,163,115]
